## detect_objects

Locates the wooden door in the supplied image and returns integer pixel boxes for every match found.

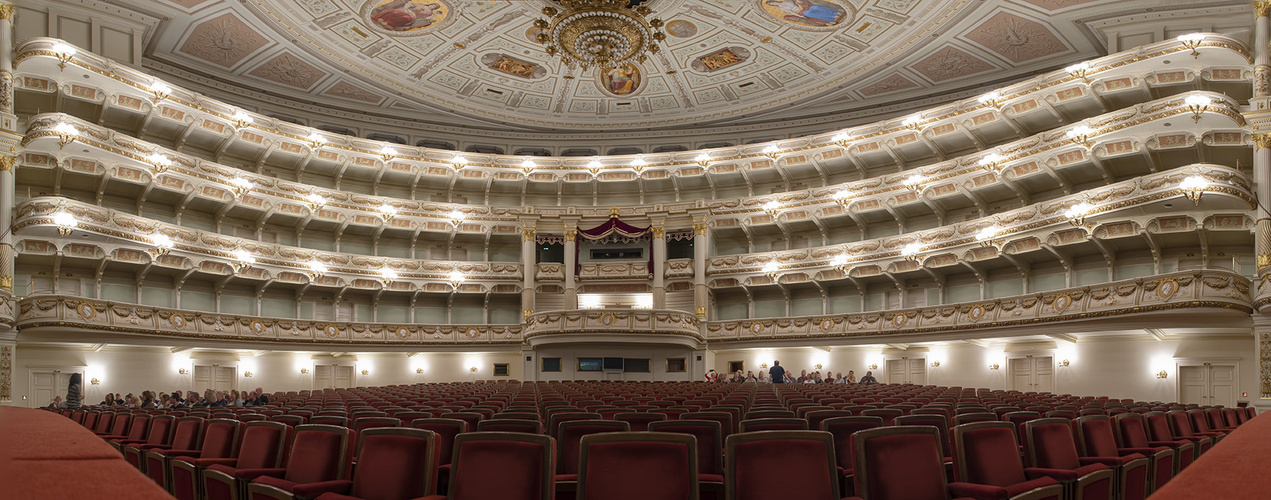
[1178,365,1206,405]
[1009,358,1031,392]
[1209,365,1236,407]
[1033,356,1054,393]
[213,366,236,391]
[886,359,905,384]
[29,370,76,408]
[193,365,212,393]
[334,365,354,388]
[314,365,333,390]
[907,358,927,386]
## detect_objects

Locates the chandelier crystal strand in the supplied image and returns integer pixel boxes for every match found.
[534,0,665,71]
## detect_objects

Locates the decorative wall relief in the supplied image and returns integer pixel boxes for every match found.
[482,53,547,79]
[692,47,751,73]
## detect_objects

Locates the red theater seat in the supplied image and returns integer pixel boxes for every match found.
[1020,418,1115,500]
[949,421,1064,500]
[849,426,993,500]
[822,415,883,497]
[1074,416,1151,500]
[649,419,725,500]
[125,416,204,477]
[1115,413,1193,477]
[290,428,441,500]
[476,418,543,434]
[420,432,556,500]
[186,421,291,500]
[738,417,808,433]
[576,432,697,500]
[726,430,849,500]
[246,424,355,500]
[149,418,242,493]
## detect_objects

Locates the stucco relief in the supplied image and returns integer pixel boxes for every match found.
[965,12,1069,64]
[858,74,919,96]
[323,81,385,103]
[179,13,271,69]
[248,53,327,90]
[911,47,994,82]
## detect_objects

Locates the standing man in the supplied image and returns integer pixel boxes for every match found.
[769,360,786,384]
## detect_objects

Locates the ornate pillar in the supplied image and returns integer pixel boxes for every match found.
[1253,3,1271,412]
[521,220,536,320]
[692,216,709,319]
[1254,2,1271,110]
[651,219,666,309]
[1255,135,1271,307]
[0,4,14,132]
[564,225,578,310]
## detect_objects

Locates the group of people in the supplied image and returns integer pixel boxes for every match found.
[53,374,270,410]
[705,361,880,385]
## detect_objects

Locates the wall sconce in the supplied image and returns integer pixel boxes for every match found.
[587,160,603,176]
[307,133,326,149]
[300,368,309,374]
[52,210,78,236]
[1065,125,1094,147]
[243,371,253,378]
[901,173,925,192]
[149,233,174,257]
[469,366,478,373]
[231,110,253,129]
[53,122,79,149]
[762,262,781,281]
[52,42,77,69]
[448,210,466,228]
[380,146,397,162]
[977,153,1005,172]
[231,249,255,273]
[451,155,468,170]
[90,378,100,385]
[988,363,1000,370]
[1060,359,1070,367]
[868,363,878,370]
[1157,370,1169,379]
[832,188,853,207]
[975,225,1001,249]
[1177,33,1205,57]
[377,204,397,222]
[521,158,536,174]
[978,91,1002,107]
[762,144,781,159]
[380,268,397,286]
[229,176,253,197]
[416,368,424,374]
[305,193,326,211]
[760,363,769,369]
[630,157,646,174]
[900,242,922,263]
[148,80,172,103]
[1183,95,1212,122]
[901,115,924,131]
[1063,201,1094,228]
[306,261,328,280]
[178,368,188,375]
[694,153,711,168]
[1179,174,1209,205]
[361,369,369,375]
[930,360,941,368]
[814,363,823,370]
[146,152,173,173]
[1065,61,1091,81]
[830,255,850,274]
[762,200,781,217]
[448,271,466,290]
[831,132,850,148]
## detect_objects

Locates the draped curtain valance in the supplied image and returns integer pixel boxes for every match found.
[575,215,653,276]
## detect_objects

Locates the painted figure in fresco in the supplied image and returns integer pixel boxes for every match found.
[605,65,638,95]
[765,0,846,27]
[700,50,742,71]
[370,0,444,32]
[493,57,535,78]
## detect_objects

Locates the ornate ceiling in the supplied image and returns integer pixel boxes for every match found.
[136,0,1223,132]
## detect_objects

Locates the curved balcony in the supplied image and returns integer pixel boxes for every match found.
[704,269,1252,346]
[523,309,703,348]
[22,89,1244,235]
[14,197,523,292]
[15,295,523,349]
[15,35,1250,190]
[707,164,1253,284]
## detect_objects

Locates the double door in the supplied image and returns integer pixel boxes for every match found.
[1179,364,1236,407]
[29,369,82,407]
[193,365,237,393]
[885,358,927,385]
[1009,356,1053,393]
[313,365,355,389]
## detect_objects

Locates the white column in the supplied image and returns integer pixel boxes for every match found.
[652,221,666,309]
[564,227,577,309]
[692,218,709,318]
[521,223,536,319]
[0,4,14,132]
[0,5,16,404]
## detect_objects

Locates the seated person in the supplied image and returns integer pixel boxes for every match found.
[858,371,879,384]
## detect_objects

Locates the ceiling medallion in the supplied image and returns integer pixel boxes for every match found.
[532,0,666,71]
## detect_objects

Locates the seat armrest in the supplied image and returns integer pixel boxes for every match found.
[234,468,288,481]
[248,481,296,500]
[164,449,204,459]
[1024,467,1078,482]
[291,480,354,499]
[182,457,240,468]
[948,481,1009,500]
[1118,447,1164,456]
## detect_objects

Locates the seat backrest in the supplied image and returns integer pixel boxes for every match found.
[123,415,150,441]
[411,418,468,466]
[1142,412,1175,441]
[495,412,541,421]
[311,415,348,427]
[235,421,291,469]
[726,430,839,500]
[1045,410,1077,420]
[1114,413,1152,448]
[548,412,601,439]
[805,410,852,432]
[143,415,177,446]
[283,424,352,483]
[894,414,951,457]
[1205,409,1226,429]
[107,413,131,436]
[170,416,205,450]
[477,419,544,434]
[614,412,667,431]
[953,412,998,426]
[578,432,698,500]
[743,409,795,420]
[1167,411,1196,437]
[1187,410,1213,432]
[441,412,483,432]
[1223,409,1241,426]
[861,408,901,426]
[92,412,113,433]
[1074,415,1120,457]
[1022,418,1082,470]
[648,419,723,476]
[449,432,555,500]
[952,421,1028,486]
[851,426,950,500]
[199,419,243,459]
[820,416,883,470]
[681,411,734,440]
[738,418,808,433]
[270,414,306,427]
[353,417,402,434]
[557,420,631,474]
[351,428,439,499]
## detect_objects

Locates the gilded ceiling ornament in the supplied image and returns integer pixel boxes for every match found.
[1257,1,1271,18]
[531,0,667,71]
[0,5,14,22]
[1254,133,1271,149]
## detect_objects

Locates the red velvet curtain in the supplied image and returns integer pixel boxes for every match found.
[575,216,652,276]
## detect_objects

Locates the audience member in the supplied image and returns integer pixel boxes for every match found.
[859,371,878,384]
[769,360,786,384]
[61,373,83,409]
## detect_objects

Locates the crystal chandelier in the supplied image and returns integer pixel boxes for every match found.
[532,0,666,70]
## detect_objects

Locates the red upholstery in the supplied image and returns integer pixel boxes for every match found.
[648,419,725,499]
[614,412,666,431]
[556,420,631,475]
[127,417,203,477]
[951,422,1064,500]
[821,415,883,496]
[438,432,555,500]
[738,418,808,432]
[1117,413,1193,475]
[1145,411,1206,463]
[245,425,352,500]
[476,419,543,434]
[577,432,697,500]
[1075,416,1150,500]
[303,428,439,500]
[1022,418,1114,500]
[176,421,289,500]
[149,419,241,489]
[726,431,842,500]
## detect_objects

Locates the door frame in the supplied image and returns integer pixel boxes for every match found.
[1005,352,1057,393]
[1173,357,1241,406]
[190,360,240,392]
[26,365,87,409]
[882,354,927,384]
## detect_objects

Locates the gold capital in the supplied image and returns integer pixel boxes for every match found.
[564,229,576,242]
[1256,133,1271,149]
[651,226,665,239]
[0,155,12,173]
[0,5,13,22]
[694,306,706,317]
[693,222,708,235]
[0,275,10,290]
[523,229,536,242]
[1259,253,1271,269]
[1258,1,1271,17]
[522,308,535,318]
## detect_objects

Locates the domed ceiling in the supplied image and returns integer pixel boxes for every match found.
[139,0,1214,132]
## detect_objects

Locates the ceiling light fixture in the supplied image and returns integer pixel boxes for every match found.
[532,0,666,71]
[307,261,328,280]
[231,249,255,272]
[449,271,466,290]
[762,262,780,281]
[380,268,398,286]
[146,152,173,173]
[1063,201,1094,227]
[150,233,174,256]
[452,155,468,170]
[521,158,537,174]
[762,144,781,159]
